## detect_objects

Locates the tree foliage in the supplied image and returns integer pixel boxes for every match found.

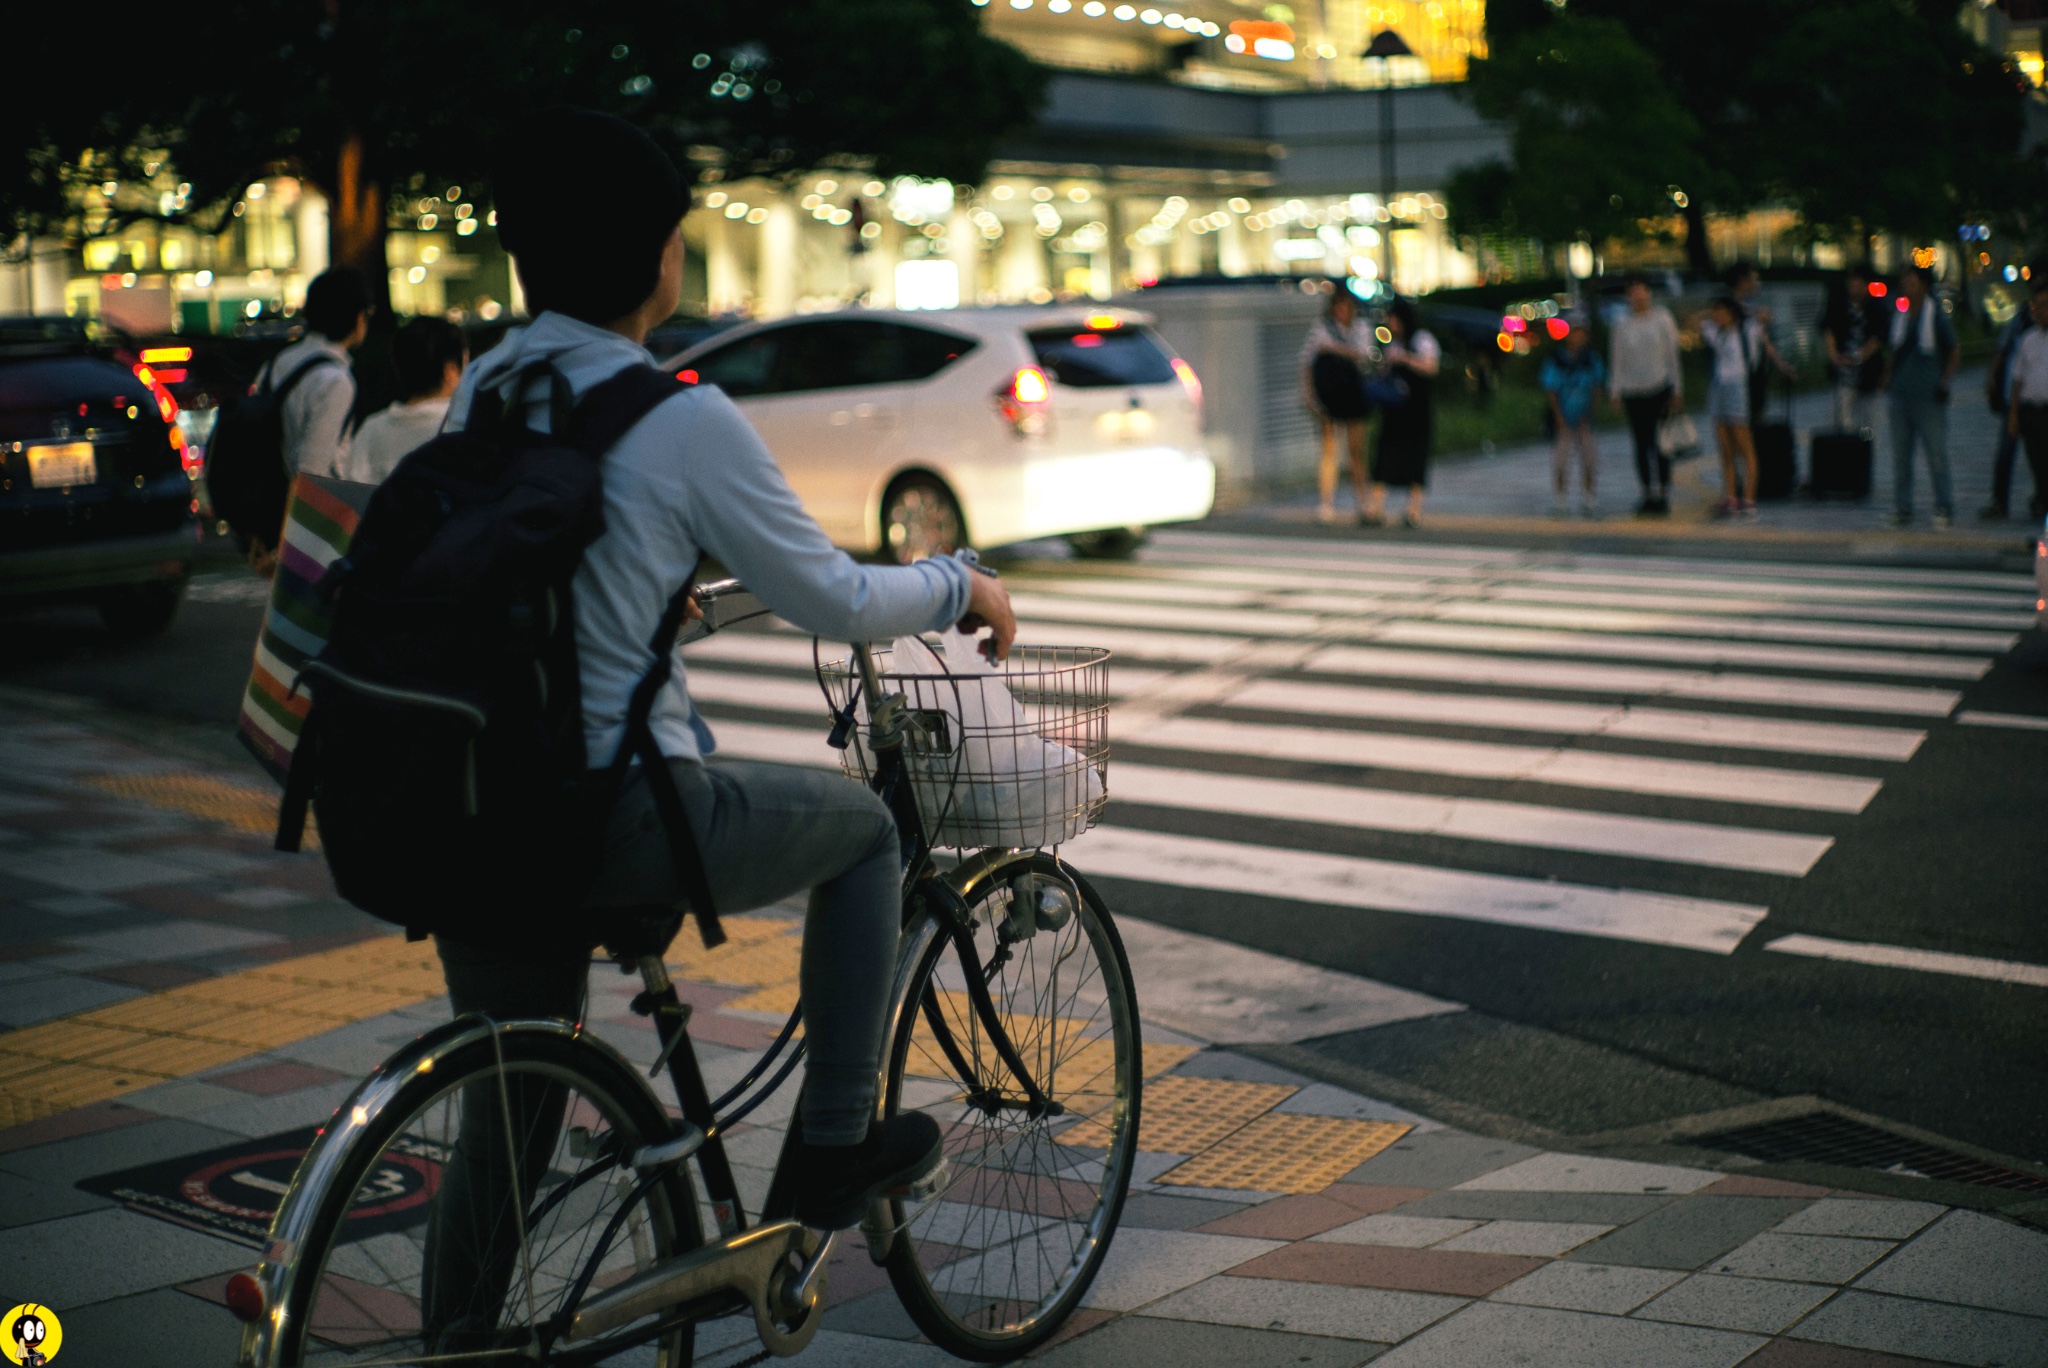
[2,0,1044,278]
[1448,14,1702,247]
[1449,0,2035,268]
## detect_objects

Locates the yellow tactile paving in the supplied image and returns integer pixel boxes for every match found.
[0,934,446,1128]
[80,771,320,847]
[1059,1074,1298,1152]
[1157,1115,1414,1195]
[669,925,803,990]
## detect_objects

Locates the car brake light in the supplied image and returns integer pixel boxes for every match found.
[1171,357,1203,411]
[676,368,699,385]
[1085,313,1122,330]
[131,360,180,425]
[997,367,1050,436]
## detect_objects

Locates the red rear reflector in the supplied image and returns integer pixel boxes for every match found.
[225,1272,265,1323]
[676,368,699,384]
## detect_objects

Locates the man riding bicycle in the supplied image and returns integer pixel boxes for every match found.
[442,110,1017,1238]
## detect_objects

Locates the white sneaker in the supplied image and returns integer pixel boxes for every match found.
[1932,512,1952,531]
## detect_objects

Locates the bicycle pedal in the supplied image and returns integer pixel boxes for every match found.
[888,1155,949,1204]
[860,1204,896,1264]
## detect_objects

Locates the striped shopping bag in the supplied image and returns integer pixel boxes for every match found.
[237,474,377,784]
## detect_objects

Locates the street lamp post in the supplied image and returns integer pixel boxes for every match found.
[1365,28,1411,294]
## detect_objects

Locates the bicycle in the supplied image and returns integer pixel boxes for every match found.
[234,577,1139,1366]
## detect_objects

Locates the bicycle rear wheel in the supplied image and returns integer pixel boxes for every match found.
[271,1022,703,1366]
[879,853,1140,1359]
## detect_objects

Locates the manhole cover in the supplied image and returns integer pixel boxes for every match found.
[1696,1113,2048,1194]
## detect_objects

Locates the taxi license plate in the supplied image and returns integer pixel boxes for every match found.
[27,441,96,489]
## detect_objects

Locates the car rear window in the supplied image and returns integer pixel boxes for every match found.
[1028,326,1177,388]
[686,321,976,398]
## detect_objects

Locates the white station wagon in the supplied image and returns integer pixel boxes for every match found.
[661,306,1216,561]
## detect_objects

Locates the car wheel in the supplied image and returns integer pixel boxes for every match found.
[882,475,966,564]
[1066,527,1149,560]
[98,581,186,639]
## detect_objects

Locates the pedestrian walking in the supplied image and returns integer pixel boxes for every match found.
[1542,315,1607,518]
[1885,265,1960,528]
[1823,266,1886,438]
[1362,298,1438,528]
[340,317,468,485]
[2001,277,2048,520]
[1698,296,1765,517]
[1299,291,1376,524]
[256,267,367,480]
[1727,262,1791,427]
[1608,274,1683,514]
[1980,297,2035,520]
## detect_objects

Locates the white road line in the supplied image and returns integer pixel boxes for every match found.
[708,719,841,768]
[1955,710,2048,732]
[1765,935,2048,989]
[1221,679,1923,762]
[1430,601,2016,654]
[685,633,828,669]
[1305,646,1961,718]
[1115,915,1463,1045]
[1128,716,1884,812]
[686,661,1173,711]
[1008,591,1324,637]
[1112,764,1834,875]
[1488,585,2034,631]
[1064,826,1769,955]
[1373,622,1993,680]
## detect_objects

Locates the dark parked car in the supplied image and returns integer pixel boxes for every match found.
[0,317,200,637]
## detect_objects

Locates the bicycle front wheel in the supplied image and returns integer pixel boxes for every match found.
[879,852,1141,1359]
[267,1020,703,1366]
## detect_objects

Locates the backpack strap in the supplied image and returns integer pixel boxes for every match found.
[609,558,726,950]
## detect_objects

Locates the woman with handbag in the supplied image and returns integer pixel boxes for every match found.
[1608,274,1684,515]
[1362,298,1438,528]
[1299,291,1378,523]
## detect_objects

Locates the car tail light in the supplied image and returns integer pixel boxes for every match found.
[1171,357,1203,414]
[225,1272,265,1323]
[676,368,700,385]
[997,367,1050,436]
[131,361,180,425]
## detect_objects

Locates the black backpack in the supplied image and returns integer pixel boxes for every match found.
[207,354,343,550]
[275,361,724,950]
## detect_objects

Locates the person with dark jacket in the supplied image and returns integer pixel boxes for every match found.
[1886,265,1960,528]
[1981,303,2034,519]
[1361,298,1438,527]
[1824,266,1887,438]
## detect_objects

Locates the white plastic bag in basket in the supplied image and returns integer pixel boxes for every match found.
[887,631,1104,847]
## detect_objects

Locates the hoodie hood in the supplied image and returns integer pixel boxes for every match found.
[448,310,654,434]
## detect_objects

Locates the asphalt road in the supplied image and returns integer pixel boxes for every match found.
[3,530,2044,1168]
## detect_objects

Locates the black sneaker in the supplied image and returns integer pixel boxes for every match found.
[794,1113,945,1229]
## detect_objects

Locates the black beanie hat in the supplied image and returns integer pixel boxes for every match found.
[493,109,689,324]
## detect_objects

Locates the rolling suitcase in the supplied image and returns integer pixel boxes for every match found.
[1808,429,1873,498]
[1754,420,1796,499]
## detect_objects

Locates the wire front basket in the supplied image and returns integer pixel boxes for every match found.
[819,644,1110,851]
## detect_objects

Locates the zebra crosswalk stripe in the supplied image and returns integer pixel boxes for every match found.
[679,531,2026,960]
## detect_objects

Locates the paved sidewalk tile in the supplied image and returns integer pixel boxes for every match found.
[1851,1209,2048,1318]
[1708,1232,1896,1284]
[1123,1192,1255,1230]
[1453,1153,1719,1195]
[1041,1315,1381,1368]
[1570,1196,1814,1270]
[0,974,140,1028]
[1079,1228,1284,1310]
[1632,1272,1835,1334]
[1337,1129,1540,1189]
[0,1169,112,1229]
[1274,1082,1440,1129]
[1487,1261,1684,1314]
[61,1286,244,1368]
[1793,1289,2048,1368]
[1143,1274,1463,1341]
[821,1288,925,1340]
[1774,1198,1945,1240]
[1740,1342,1955,1368]
[1228,1241,1546,1297]
[1196,1184,1433,1239]
[1312,1214,1480,1248]
[0,1116,241,1185]
[1436,1220,1612,1256]
[1399,1189,1674,1225]
[0,1207,250,1307]
[1700,1175,1832,1199]
[1367,1301,1762,1368]
[207,1060,349,1095]
[779,1328,961,1367]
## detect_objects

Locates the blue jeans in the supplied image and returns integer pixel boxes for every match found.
[1889,392,1953,518]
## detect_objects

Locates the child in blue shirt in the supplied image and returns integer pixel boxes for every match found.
[1542,318,1608,517]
